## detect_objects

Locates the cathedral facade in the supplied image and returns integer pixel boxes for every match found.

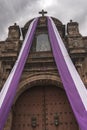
[0,14,87,130]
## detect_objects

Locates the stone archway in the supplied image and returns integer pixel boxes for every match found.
[14,74,62,103]
[11,75,79,130]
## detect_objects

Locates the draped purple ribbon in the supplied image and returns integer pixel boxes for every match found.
[47,17,87,130]
[0,16,87,130]
[0,18,38,130]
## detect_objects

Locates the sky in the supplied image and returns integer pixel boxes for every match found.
[0,0,87,40]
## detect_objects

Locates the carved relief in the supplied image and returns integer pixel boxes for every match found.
[39,17,47,25]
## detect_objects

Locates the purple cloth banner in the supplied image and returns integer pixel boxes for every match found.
[47,17,87,130]
[0,18,38,130]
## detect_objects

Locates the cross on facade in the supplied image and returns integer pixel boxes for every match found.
[39,9,47,17]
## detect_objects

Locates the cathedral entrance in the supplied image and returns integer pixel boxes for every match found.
[12,85,78,130]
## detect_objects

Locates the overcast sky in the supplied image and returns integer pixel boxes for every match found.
[0,0,87,40]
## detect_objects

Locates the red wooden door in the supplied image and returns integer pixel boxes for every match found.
[12,86,78,130]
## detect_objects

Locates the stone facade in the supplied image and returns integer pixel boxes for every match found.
[0,16,87,130]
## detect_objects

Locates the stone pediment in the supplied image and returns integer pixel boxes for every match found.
[22,16,65,39]
[24,16,62,29]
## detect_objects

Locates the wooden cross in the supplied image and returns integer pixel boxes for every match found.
[39,9,47,17]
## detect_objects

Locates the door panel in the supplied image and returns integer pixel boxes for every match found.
[12,86,44,130]
[45,86,78,130]
[12,85,78,130]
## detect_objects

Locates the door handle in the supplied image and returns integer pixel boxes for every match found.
[54,113,59,126]
[31,116,37,128]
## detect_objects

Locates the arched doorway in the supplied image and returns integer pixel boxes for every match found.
[12,85,78,130]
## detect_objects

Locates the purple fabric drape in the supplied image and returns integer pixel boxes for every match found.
[0,15,87,130]
[47,17,87,130]
[0,18,38,130]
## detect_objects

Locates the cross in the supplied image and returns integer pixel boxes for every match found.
[39,9,47,17]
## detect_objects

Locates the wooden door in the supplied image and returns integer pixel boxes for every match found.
[12,85,78,130]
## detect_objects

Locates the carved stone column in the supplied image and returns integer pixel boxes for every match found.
[4,110,13,130]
